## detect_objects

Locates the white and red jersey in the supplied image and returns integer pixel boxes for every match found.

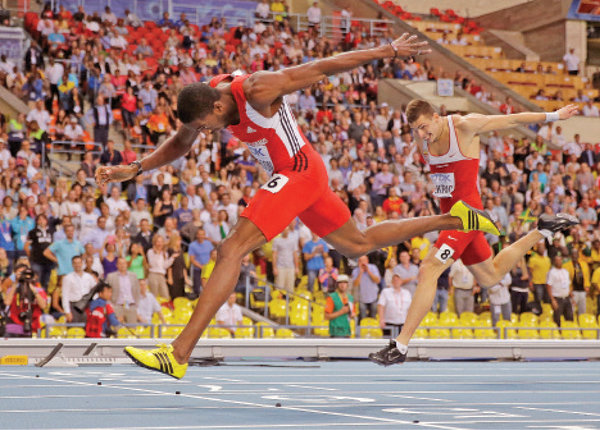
[422,115,482,212]
[209,74,312,175]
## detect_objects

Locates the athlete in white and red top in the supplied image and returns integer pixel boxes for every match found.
[96,34,498,377]
[369,99,580,367]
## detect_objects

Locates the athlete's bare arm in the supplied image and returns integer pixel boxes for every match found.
[95,124,199,185]
[245,33,429,112]
[459,104,578,135]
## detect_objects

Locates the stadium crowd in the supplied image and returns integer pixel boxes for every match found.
[0,2,599,337]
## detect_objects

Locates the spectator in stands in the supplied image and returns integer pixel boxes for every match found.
[302,233,328,292]
[86,95,112,148]
[100,140,123,166]
[563,48,580,76]
[378,273,412,337]
[134,39,154,58]
[489,273,512,326]
[449,259,477,317]
[272,226,299,293]
[136,278,166,324]
[325,274,354,338]
[61,255,96,323]
[84,282,120,338]
[255,0,271,21]
[431,267,450,313]
[43,223,84,282]
[510,257,530,315]
[25,214,54,290]
[106,257,140,324]
[24,42,43,73]
[318,256,338,294]
[546,254,573,327]
[167,233,188,299]
[352,255,381,319]
[563,247,590,315]
[147,234,176,300]
[499,96,516,114]
[188,228,213,296]
[582,100,599,117]
[100,237,119,278]
[138,80,158,113]
[307,1,322,28]
[393,250,418,296]
[133,218,153,253]
[216,292,243,336]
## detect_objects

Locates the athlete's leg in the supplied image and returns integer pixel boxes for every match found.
[467,231,544,288]
[324,215,461,259]
[171,218,266,363]
[396,247,454,345]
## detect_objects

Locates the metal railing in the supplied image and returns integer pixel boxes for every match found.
[35,322,600,340]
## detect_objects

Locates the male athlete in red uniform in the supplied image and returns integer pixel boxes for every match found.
[369,99,579,366]
[96,34,499,379]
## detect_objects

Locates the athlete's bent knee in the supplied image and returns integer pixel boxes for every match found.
[417,258,449,285]
[216,238,245,263]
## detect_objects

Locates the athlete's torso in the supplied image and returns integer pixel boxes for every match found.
[422,115,482,211]
[209,74,313,175]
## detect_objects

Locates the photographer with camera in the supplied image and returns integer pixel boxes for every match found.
[2,263,47,337]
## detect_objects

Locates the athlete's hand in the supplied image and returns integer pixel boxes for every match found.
[389,33,431,58]
[556,104,579,120]
[95,165,137,185]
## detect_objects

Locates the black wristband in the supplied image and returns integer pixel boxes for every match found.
[130,160,143,177]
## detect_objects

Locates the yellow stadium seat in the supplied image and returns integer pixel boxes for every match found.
[255,322,275,338]
[49,326,67,338]
[452,328,474,339]
[517,321,539,340]
[413,328,428,339]
[162,325,184,338]
[429,327,451,339]
[539,320,560,339]
[242,316,253,326]
[510,313,519,324]
[478,311,492,325]
[290,307,309,325]
[519,312,538,324]
[66,327,86,338]
[275,328,295,338]
[295,290,313,301]
[234,326,255,339]
[495,320,517,339]
[135,325,154,338]
[439,311,458,324]
[173,309,193,324]
[423,311,438,325]
[208,327,233,339]
[459,311,478,326]
[474,327,497,339]
[268,298,287,319]
[173,297,192,310]
[117,327,137,338]
[361,327,383,339]
[578,314,598,340]
[561,320,582,340]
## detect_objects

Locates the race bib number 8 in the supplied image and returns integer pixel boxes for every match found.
[435,243,455,263]
[261,173,289,194]
[431,172,455,198]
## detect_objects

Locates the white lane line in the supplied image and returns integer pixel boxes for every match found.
[387,394,452,403]
[286,384,337,391]
[0,371,416,428]
[29,424,402,430]
[516,406,600,417]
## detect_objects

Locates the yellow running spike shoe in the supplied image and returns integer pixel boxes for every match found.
[124,344,188,380]
[450,200,500,236]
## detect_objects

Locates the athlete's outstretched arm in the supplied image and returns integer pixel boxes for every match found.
[463,104,578,135]
[246,33,429,107]
[95,124,199,185]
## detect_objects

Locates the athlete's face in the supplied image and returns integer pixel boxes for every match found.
[411,113,442,143]
[186,101,229,133]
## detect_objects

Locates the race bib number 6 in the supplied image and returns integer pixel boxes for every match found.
[261,173,289,194]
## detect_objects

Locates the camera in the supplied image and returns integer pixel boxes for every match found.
[18,268,35,283]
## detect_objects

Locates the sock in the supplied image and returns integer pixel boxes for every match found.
[539,229,554,239]
[394,340,408,354]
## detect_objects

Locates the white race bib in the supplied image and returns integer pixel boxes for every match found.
[431,172,455,198]
[261,173,289,194]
